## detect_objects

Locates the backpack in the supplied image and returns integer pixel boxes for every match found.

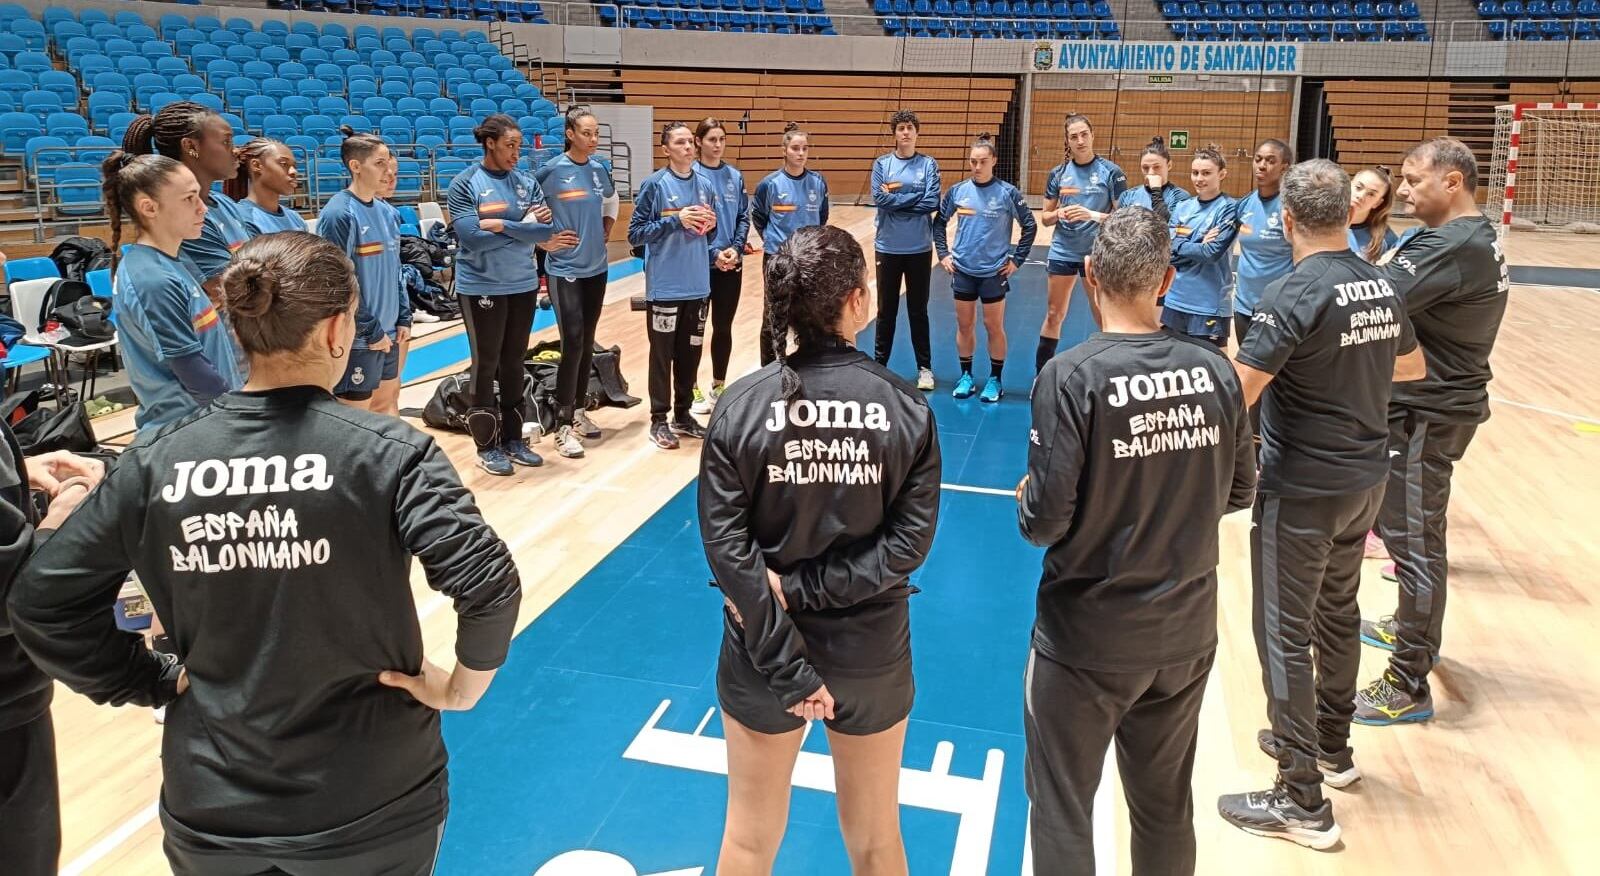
[47,281,115,345]
[402,264,460,320]
[48,237,112,283]
[0,389,97,455]
[399,234,449,282]
[421,370,554,437]
[525,340,640,411]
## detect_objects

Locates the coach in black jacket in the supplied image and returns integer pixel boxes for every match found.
[0,426,102,876]
[1018,206,1255,876]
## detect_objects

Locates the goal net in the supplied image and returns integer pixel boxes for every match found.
[1490,102,1600,235]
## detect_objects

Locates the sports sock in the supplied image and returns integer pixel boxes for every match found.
[960,356,973,376]
[990,358,1005,381]
[1036,335,1058,372]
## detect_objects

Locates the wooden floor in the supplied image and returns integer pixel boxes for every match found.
[49,209,1600,874]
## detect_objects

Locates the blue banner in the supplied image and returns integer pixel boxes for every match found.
[1030,40,1303,75]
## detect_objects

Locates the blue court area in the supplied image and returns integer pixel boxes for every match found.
[438,250,1094,874]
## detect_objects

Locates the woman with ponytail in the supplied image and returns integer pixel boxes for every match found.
[226,138,310,235]
[122,103,247,298]
[698,224,939,876]
[100,149,243,434]
[10,232,520,876]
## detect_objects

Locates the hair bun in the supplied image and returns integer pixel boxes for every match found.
[338,124,356,139]
[223,258,277,319]
[783,121,801,134]
[1151,135,1165,146]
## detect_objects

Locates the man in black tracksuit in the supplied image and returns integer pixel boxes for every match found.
[0,428,100,876]
[8,387,521,874]
[1018,206,1255,876]
[1217,160,1425,850]
[1353,138,1509,726]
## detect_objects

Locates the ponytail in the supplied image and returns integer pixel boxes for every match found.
[101,150,186,274]
[762,225,868,400]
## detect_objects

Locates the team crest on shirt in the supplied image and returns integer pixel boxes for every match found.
[808,190,818,204]
[350,367,365,386]
[1090,172,1101,185]
[1268,213,1281,228]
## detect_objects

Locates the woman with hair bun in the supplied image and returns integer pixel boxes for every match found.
[226,137,310,235]
[447,114,575,475]
[100,149,243,435]
[699,224,939,875]
[122,103,247,298]
[534,106,618,459]
[752,121,829,366]
[1117,136,1192,221]
[8,231,521,876]
[317,128,409,413]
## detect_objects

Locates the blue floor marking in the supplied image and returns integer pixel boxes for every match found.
[399,258,643,383]
[436,253,1076,874]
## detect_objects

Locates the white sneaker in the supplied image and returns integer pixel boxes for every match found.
[916,368,935,391]
[691,383,723,416]
[153,706,166,725]
[411,310,441,323]
[573,408,601,440]
[555,425,585,458]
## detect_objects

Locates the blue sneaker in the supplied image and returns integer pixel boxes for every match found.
[979,376,1003,403]
[476,447,514,477]
[503,439,544,467]
[952,373,976,399]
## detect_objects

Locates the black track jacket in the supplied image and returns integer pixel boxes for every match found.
[699,342,941,708]
[7,386,520,845]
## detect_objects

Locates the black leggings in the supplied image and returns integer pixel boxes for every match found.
[873,250,933,369]
[647,298,708,421]
[551,272,608,425]
[708,265,743,383]
[460,290,537,449]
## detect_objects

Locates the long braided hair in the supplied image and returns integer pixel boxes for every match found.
[762,225,868,400]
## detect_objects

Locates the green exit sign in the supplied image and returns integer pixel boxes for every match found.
[1169,130,1190,150]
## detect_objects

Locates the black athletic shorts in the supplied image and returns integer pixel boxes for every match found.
[1047,258,1084,277]
[717,601,914,737]
[951,270,1009,303]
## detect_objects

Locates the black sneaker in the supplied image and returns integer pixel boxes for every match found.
[648,420,679,451]
[477,447,514,476]
[1353,671,1434,726]
[670,416,707,440]
[1217,783,1341,850]
[502,439,544,467]
[1255,730,1362,789]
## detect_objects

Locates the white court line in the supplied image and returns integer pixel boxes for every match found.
[60,801,158,876]
[942,482,1015,497]
[1491,395,1600,426]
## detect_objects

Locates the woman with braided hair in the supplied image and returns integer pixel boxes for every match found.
[121,103,247,298]
[225,138,310,235]
[698,225,939,875]
[99,149,243,435]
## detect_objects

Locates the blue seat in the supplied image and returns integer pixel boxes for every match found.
[363,96,396,117]
[20,91,63,122]
[37,71,78,107]
[296,80,330,100]
[75,134,115,164]
[280,96,315,123]
[429,97,460,117]
[24,134,69,176]
[381,81,411,100]
[88,90,130,131]
[303,114,338,139]
[224,77,259,111]
[243,95,278,130]
[45,111,88,141]
[262,114,298,140]
[339,114,373,132]
[53,165,103,217]
[348,80,378,102]
[381,116,413,145]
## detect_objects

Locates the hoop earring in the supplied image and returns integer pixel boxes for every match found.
[331,345,346,360]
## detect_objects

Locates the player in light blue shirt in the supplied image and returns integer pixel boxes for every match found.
[629,122,719,450]
[534,108,620,458]
[102,155,243,435]
[934,134,1037,404]
[1038,114,1127,372]
[446,115,569,475]
[752,122,829,367]
[1234,139,1295,337]
[691,117,751,415]
[1163,144,1239,348]
[872,110,942,389]
[1118,136,1193,223]
[1348,166,1400,264]
[229,139,312,235]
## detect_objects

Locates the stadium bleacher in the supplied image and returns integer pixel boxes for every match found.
[1475,0,1600,39]
[874,0,1121,40]
[263,1,550,25]
[0,3,565,222]
[596,1,837,35]
[1157,2,1431,42]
